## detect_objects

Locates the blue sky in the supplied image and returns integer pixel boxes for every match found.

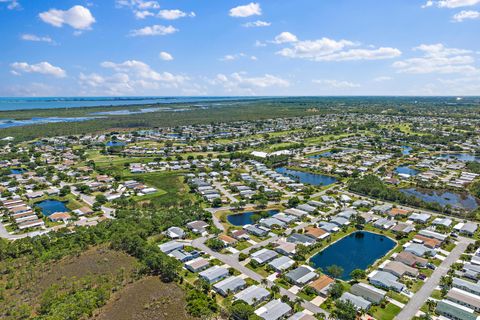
[0,0,479,96]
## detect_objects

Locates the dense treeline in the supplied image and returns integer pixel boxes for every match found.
[0,205,210,319]
[348,175,445,212]
[2,96,480,143]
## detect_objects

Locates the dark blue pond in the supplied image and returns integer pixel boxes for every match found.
[10,168,26,174]
[401,146,412,155]
[309,151,332,159]
[275,167,337,186]
[395,166,419,176]
[227,210,279,226]
[439,154,480,162]
[106,141,126,147]
[400,188,479,211]
[35,200,69,217]
[310,231,395,280]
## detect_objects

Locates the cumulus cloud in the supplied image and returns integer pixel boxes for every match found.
[157,9,195,20]
[313,79,361,89]
[392,43,478,74]
[274,32,298,44]
[229,2,261,18]
[423,0,480,8]
[243,20,271,28]
[21,34,54,43]
[220,53,257,61]
[39,5,96,31]
[452,10,480,21]
[10,61,66,78]
[116,0,160,18]
[129,24,178,36]
[79,60,189,95]
[159,51,174,61]
[0,0,20,10]
[212,72,289,94]
[275,33,401,62]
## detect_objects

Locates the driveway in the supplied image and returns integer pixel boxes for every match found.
[394,237,473,320]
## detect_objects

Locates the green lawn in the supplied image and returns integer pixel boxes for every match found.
[369,303,402,320]
[387,291,410,304]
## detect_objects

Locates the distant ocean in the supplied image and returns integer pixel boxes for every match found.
[0,96,262,111]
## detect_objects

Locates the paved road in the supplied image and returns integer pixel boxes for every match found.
[191,236,329,317]
[213,181,239,203]
[395,237,473,320]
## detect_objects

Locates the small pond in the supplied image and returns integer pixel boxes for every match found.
[310,231,395,280]
[275,167,337,186]
[106,141,126,147]
[10,168,26,175]
[439,154,480,162]
[308,151,332,159]
[395,166,419,176]
[400,188,479,211]
[227,210,279,226]
[401,146,412,155]
[35,200,70,217]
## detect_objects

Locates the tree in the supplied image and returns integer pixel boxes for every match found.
[327,282,344,299]
[350,269,366,281]
[229,301,254,320]
[287,197,301,208]
[331,300,357,320]
[327,265,344,279]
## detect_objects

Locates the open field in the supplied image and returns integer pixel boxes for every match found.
[93,276,194,320]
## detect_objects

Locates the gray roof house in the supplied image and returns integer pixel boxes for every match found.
[158,240,184,254]
[287,233,316,246]
[268,255,295,272]
[319,222,340,233]
[296,204,316,213]
[408,213,431,224]
[251,248,278,265]
[244,225,269,237]
[199,266,229,284]
[285,265,318,286]
[259,217,286,229]
[166,226,185,239]
[234,285,271,306]
[453,278,480,296]
[436,299,479,320]
[350,283,386,304]
[369,271,405,292]
[405,243,436,257]
[255,299,292,320]
[340,292,371,310]
[213,276,247,297]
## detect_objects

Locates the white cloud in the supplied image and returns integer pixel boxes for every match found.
[220,53,257,61]
[0,0,20,10]
[159,51,174,61]
[100,60,187,83]
[423,0,480,8]
[243,20,271,28]
[135,10,154,19]
[229,2,261,18]
[39,5,96,31]
[276,36,401,62]
[116,0,161,19]
[212,72,289,94]
[393,43,478,74]
[157,9,195,20]
[10,61,66,78]
[452,10,480,21]
[129,25,178,36]
[79,60,190,95]
[21,34,53,43]
[373,76,393,82]
[313,79,361,89]
[274,32,298,44]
